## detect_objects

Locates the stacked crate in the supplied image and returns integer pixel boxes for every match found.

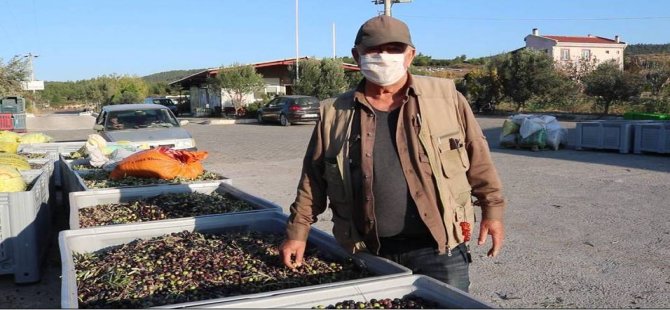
[56,150,491,308]
[0,170,51,283]
[634,122,670,154]
[575,120,670,154]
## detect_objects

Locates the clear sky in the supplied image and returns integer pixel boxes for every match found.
[1,0,669,82]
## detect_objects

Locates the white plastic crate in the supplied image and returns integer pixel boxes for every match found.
[60,156,231,194]
[634,122,670,154]
[195,274,493,308]
[0,170,51,283]
[59,155,231,217]
[20,141,84,188]
[68,182,281,229]
[59,212,411,309]
[575,120,659,153]
[28,157,57,208]
[17,141,85,155]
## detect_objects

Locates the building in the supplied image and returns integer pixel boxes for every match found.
[169,57,359,116]
[524,28,627,71]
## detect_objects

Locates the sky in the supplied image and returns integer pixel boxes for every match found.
[1,0,669,82]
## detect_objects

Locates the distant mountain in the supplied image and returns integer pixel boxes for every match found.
[626,43,670,55]
[142,69,207,83]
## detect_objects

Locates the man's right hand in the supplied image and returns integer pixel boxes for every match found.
[279,239,307,269]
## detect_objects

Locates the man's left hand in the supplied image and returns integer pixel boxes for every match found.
[478,219,504,257]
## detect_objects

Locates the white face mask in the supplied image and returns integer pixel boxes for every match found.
[358,53,407,86]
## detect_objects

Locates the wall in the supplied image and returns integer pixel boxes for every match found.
[525,35,626,70]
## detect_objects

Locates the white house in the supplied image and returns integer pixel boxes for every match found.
[524,28,627,70]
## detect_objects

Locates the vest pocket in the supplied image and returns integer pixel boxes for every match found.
[324,160,346,205]
[452,191,474,243]
[438,144,469,178]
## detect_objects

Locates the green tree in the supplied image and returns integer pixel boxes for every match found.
[345,71,363,89]
[583,61,643,115]
[110,76,149,104]
[496,49,563,112]
[412,53,432,67]
[0,56,29,97]
[295,58,349,99]
[293,59,321,96]
[645,63,670,96]
[457,65,503,113]
[208,64,265,116]
[316,58,348,99]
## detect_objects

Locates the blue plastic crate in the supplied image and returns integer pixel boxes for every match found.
[634,122,670,154]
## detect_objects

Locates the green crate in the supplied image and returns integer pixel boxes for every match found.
[623,112,670,120]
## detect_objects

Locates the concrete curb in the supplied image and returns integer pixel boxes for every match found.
[188,118,258,125]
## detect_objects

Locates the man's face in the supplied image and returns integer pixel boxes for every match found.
[352,42,416,70]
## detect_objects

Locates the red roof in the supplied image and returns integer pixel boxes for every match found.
[543,35,619,44]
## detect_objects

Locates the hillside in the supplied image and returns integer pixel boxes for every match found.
[142,69,206,83]
[626,43,670,55]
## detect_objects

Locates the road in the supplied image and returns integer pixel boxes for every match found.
[1,113,669,308]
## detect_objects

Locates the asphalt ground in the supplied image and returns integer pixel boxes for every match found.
[1,113,668,308]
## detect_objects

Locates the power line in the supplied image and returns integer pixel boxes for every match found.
[397,15,670,21]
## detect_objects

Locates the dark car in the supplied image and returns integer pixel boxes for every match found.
[144,97,179,116]
[257,95,320,126]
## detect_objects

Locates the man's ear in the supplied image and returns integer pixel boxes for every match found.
[405,48,416,69]
[352,48,360,65]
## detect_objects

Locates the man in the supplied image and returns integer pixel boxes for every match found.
[280,15,506,292]
[108,116,124,130]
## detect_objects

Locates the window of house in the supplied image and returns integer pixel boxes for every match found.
[581,49,591,59]
[605,50,610,54]
[561,49,570,61]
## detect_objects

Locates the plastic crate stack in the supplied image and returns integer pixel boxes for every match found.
[0,159,54,283]
[56,160,493,308]
[575,120,670,154]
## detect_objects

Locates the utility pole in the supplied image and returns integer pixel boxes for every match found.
[332,23,336,58]
[24,53,38,82]
[295,0,300,82]
[372,0,412,16]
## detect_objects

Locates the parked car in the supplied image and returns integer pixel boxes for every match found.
[94,104,196,150]
[144,97,179,116]
[256,95,320,126]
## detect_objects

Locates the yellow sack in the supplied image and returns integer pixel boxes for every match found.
[0,153,31,170]
[501,119,520,137]
[0,165,27,192]
[0,141,19,154]
[19,133,53,144]
[0,131,20,143]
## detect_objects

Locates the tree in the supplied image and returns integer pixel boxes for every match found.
[556,56,599,83]
[208,64,265,116]
[644,63,670,96]
[293,59,321,96]
[582,61,643,115]
[412,53,432,66]
[110,76,149,104]
[0,56,29,97]
[457,66,503,113]
[294,58,349,99]
[496,48,563,112]
[316,58,348,99]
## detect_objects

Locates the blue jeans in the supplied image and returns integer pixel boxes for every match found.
[379,242,471,292]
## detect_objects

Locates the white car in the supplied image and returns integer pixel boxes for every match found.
[93,104,196,150]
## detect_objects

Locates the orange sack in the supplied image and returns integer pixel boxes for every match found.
[110,147,209,180]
